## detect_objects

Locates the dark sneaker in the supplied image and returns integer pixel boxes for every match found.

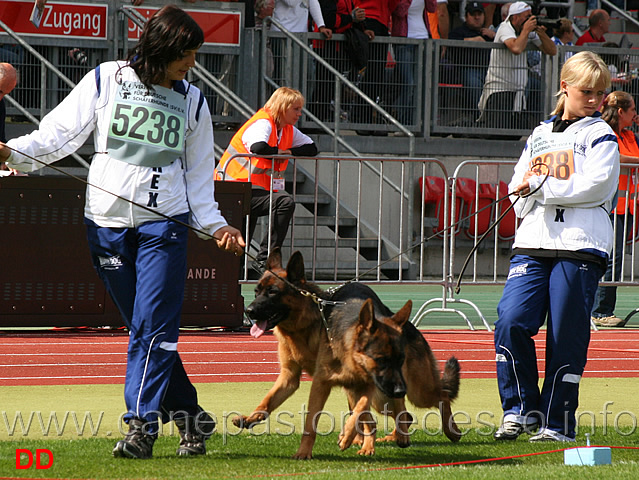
[494,419,539,441]
[175,408,215,456]
[112,419,156,459]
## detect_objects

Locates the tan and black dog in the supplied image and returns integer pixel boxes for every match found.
[236,249,461,459]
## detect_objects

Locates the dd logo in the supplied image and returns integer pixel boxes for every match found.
[15,449,54,470]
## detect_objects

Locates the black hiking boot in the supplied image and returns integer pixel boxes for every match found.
[112,419,156,459]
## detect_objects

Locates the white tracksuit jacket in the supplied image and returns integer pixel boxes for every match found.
[5,61,228,239]
[510,114,620,256]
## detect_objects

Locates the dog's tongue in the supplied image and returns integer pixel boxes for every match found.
[250,320,267,338]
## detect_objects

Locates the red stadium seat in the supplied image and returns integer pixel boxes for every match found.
[497,181,518,241]
[455,178,495,240]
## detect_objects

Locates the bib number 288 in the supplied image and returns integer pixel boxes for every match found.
[111,104,182,149]
[531,150,574,180]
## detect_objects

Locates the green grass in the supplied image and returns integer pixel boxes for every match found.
[1,380,639,479]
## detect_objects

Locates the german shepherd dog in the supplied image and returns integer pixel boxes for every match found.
[236,249,461,459]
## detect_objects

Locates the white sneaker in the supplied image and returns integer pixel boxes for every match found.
[592,315,627,327]
[529,428,575,442]
[494,419,539,441]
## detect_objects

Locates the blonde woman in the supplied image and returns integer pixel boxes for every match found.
[215,87,318,271]
[493,51,619,442]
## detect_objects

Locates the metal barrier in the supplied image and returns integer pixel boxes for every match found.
[411,160,639,330]
[218,154,451,283]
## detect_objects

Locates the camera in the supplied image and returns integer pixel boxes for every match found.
[531,0,561,34]
[68,48,88,66]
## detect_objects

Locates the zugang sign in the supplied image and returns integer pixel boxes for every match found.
[0,1,107,39]
[128,7,242,46]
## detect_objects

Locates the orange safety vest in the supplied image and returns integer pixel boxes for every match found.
[215,109,294,190]
[615,129,638,215]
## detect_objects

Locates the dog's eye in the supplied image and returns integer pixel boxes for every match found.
[267,286,280,297]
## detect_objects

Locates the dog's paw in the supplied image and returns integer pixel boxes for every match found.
[292,450,313,460]
[376,433,396,444]
[357,446,375,456]
[231,415,247,429]
[338,436,353,451]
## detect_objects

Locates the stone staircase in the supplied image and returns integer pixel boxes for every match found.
[255,165,412,281]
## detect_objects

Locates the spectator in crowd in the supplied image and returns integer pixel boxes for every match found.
[214,87,318,272]
[0,6,245,458]
[448,2,495,122]
[576,9,609,46]
[592,91,639,327]
[391,0,437,126]
[270,0,331,84]
[477,1,556,130]
[272,0,331,36]
[551,18,575,63]
[353,0,396,133]
[310,0,367,122]
[0,63,17,144]
[494,51,617,443]
[432,0,450,39]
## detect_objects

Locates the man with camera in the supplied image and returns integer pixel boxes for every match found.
[477,1,556,132]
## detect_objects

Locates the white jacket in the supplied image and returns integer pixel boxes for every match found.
[272,0,325,32]
[511,114,620,255]
[6,61,228,240]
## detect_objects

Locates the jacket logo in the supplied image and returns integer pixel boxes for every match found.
[98,255,123,271]
[508,263,528,279]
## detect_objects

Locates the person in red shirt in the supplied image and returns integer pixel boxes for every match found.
[576,9,609,46]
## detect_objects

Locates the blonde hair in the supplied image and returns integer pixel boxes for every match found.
[263,87,305,126]
[551,51,611,116]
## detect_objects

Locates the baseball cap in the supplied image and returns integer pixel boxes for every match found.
[506,1,532,20]
[466,1,484,14]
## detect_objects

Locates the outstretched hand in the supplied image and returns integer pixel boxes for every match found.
[214,225,245,257]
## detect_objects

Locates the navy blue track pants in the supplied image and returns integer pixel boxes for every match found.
[494,254,602,438]
[85,214,199,434]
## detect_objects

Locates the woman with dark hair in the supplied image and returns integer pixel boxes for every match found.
[591,91,639,327]
[0,5,244,458]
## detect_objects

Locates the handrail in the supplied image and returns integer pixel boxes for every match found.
[0,19,89,170]
[602,0,639,30]
[263,16,416,157]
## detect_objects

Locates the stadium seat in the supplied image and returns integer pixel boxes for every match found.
[497,181,518,241]
[455,177,495,240]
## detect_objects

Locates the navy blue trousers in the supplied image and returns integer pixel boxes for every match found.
[86,214,199,434]
[494,255,602,438]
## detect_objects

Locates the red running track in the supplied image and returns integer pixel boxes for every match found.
[1,329,638,386]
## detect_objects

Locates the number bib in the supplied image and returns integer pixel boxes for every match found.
[529,130,575,180]
[107,82,187,167]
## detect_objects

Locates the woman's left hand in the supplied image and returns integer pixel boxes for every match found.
[214,226,245,256]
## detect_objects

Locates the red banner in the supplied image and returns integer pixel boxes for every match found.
[0,1,108,39]
[128,7,242,47]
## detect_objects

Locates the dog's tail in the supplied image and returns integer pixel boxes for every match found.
[441,356,460,401]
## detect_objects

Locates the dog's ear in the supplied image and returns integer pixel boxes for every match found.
[286,251,306,283]
[390,300,412,329]
[266,247,283,271]
[357,298,377,333]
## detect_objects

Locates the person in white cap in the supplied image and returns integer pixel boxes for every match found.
[477,1,556,132]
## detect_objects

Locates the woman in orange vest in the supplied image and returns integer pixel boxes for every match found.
[215,87,317,271]
[592,90,639,327]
